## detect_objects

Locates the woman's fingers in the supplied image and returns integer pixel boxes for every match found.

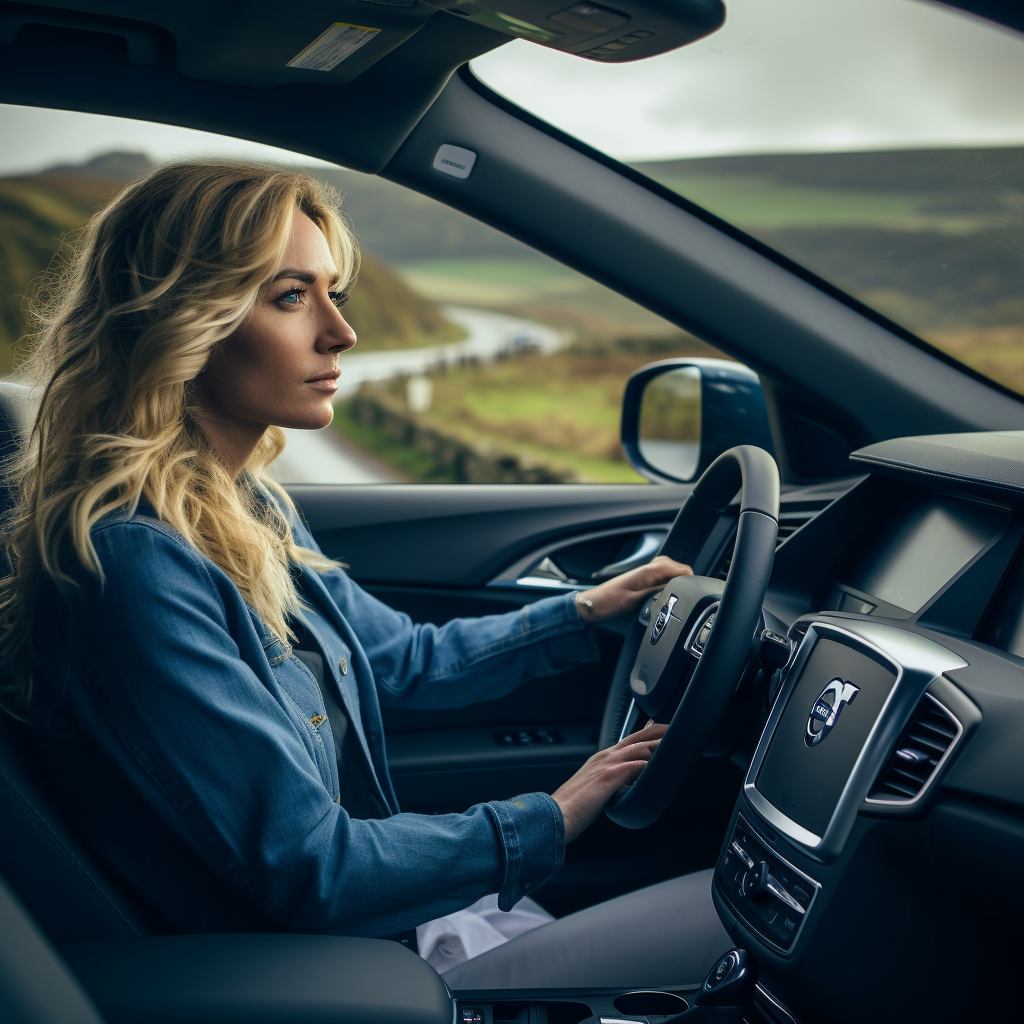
[575,557,693,623]
[552,722,667,842]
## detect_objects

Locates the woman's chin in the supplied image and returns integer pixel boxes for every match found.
[277,405,335,431]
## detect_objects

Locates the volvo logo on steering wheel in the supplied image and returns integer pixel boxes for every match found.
[805,678,860,747]
[650,595,678,645]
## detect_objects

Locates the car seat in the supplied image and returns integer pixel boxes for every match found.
[0,380,149,944]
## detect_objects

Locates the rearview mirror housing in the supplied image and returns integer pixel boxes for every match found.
[621,358,774,483]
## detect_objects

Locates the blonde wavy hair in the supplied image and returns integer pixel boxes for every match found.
[0,161,359,715]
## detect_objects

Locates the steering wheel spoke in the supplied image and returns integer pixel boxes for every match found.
[629,575,724,719]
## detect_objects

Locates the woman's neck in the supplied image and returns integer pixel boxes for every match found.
[191,387,267,478]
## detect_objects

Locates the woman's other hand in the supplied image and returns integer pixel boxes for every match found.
[552,722,667,842]
[575,555,692,624]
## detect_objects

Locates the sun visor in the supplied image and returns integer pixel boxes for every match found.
[169,1,436,86]
[419,0,724,61]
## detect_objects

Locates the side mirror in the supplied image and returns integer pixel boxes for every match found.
[621,358,774,483]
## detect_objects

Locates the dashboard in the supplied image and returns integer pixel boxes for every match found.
[711,430,1024,1023]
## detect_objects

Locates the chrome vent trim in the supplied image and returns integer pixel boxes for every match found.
[866,694,963,806]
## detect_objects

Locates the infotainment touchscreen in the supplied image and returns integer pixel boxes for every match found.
[755,638,897,838]
[838,495,1007,613]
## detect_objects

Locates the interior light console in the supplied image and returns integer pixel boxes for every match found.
[421,1,725,62]
[715,617,978,956]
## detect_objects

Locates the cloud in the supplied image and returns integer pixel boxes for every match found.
[0,105,335,177]
[471,0,1024,160]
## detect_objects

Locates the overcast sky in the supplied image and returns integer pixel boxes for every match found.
[0,0,1022,174]
[473,0,1024,160]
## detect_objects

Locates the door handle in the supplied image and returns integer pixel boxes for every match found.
[591,531,666,580]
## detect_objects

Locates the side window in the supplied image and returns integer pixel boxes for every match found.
[0,104,723,486]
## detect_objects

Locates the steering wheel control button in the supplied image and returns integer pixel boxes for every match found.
[688,608,717,658]
[459,1008,484,1024]
[718,815,820,954]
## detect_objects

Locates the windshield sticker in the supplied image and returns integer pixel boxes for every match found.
[287,23,380,71]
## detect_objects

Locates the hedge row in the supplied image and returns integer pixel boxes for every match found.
[348,388,577,484]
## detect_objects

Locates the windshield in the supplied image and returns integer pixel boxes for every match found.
[472,0,1024,395]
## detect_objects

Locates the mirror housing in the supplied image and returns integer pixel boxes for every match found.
[621,358,774,483]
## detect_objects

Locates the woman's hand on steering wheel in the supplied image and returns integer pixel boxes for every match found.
[552,721,668,842]
[575,556,693,624]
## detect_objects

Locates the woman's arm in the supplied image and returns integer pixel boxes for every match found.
[289,513,601,709]
[73,519,563,934]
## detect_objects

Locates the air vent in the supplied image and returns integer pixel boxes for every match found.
[776,512,816,544]
[713,510,818,580]
[868,695,962,804]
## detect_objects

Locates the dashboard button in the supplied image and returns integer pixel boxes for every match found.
[740,862,768,899]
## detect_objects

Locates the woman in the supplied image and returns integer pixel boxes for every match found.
[0,162,730,988]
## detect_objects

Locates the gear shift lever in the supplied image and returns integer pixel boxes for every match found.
[675,949,758,1022]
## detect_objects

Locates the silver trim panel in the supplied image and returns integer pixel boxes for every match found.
[755,982,802,1024]
[617,699,644,743]
[488,522,674,591]
[743,618,966,861]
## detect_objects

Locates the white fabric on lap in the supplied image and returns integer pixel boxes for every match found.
[417,894,554,974]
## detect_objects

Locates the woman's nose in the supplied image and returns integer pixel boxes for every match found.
[319,309,357,354]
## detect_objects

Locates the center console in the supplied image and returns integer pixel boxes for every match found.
[711,616,982,1022]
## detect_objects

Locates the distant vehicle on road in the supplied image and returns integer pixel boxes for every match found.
[503,331,542,355]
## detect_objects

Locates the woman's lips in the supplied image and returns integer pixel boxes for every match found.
[306,377,339,392]
[306,370,340,392]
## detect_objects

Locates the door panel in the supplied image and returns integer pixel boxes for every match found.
[289,483,693,586]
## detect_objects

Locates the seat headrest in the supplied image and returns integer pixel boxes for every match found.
[0,382,36,531]
[0,381,36,442]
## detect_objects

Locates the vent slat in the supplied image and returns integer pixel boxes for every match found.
[905,732,949,755]
[879,779,920,798]
[713,508,823,580]
[870,698,958,803]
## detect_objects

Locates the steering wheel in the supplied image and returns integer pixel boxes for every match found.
[599,445,780,829]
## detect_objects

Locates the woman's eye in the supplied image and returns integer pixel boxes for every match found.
[328,291,350,309]
[276,287,306,306]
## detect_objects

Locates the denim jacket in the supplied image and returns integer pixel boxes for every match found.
[30,500,600,937]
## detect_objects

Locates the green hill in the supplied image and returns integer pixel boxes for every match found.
[0,158,462,375]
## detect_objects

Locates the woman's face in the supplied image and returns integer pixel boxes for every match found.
[197,211,356,441]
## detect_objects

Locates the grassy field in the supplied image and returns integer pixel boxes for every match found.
[398,257,688,343]
[634,148,1024,394]
[336,336,717,484]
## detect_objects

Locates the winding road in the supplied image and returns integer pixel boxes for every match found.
[268,306,564,486]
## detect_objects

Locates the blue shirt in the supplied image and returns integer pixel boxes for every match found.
[29,499,600,937]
